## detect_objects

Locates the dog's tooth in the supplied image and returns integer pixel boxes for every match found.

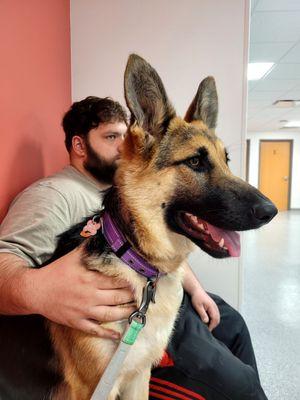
[219,238,225,248]
[200,224,204,230]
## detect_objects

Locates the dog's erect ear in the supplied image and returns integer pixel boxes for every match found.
[185,76,218,130]
[124,54,176,139]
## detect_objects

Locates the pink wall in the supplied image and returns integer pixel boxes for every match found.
[0,0,71,221]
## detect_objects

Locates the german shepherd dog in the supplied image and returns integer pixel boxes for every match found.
[0,55,277,400]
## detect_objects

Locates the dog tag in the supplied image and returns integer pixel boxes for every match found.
[80,219,101,238]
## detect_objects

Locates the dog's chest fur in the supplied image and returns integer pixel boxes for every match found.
[49,255,184,399]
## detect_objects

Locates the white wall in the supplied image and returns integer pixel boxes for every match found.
[70,0,249,308]
[247,131,300,209]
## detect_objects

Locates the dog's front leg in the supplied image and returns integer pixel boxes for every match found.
[119,367,151,400]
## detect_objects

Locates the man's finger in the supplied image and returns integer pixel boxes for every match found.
[94,288,135,306]
[93,273,132,290]
[79,320,121,340]
[207,306,220,331]
[196,305,209,324]
[208,319,216,331]
[89,304,136,323]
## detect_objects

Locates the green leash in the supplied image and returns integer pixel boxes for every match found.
[91,280,156,400]
[122,320,144,345]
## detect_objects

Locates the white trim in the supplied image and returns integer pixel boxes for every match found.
[238,0,250,311]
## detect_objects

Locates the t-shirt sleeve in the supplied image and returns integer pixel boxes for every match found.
[0,184,72,266]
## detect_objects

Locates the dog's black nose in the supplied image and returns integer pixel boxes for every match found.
[251,202,278,223]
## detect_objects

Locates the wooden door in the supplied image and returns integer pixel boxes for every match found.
[259,141,292,211]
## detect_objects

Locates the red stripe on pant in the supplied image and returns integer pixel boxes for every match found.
[149,391,176,400]
[150,383,193,399]
[150,377,206,400]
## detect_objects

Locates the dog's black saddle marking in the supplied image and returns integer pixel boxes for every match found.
[0,315,62,400]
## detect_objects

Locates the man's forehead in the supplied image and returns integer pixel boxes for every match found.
[93,121,127,135]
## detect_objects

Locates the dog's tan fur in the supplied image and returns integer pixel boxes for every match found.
[45,55,275,399]
[49,255,184,399]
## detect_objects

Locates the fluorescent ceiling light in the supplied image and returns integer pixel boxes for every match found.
[248,62,274,80]
[282,120,300,128]
[273,100,300,108]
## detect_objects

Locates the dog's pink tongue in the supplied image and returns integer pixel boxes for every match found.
[206,222,241,257]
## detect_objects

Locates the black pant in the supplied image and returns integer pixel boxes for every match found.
[150,293,268,400]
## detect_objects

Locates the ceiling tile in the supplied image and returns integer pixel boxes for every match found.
[256,0,300,12]
[248,99,272,109]
[249,118,287,132]
[248,106,291,121]
[248,3,300,131]
[248,91,286,101]
[250,11,300,42]
[247,120,264,131]
[266,63,300,80]
[248,108,266,118]
[249,42,293,62]
[279,88,300,99]
[251,0,260,13]
[248,81,258,91]
[251,0,259,14]
[280,42,300,63]
[282,108,300,118]
[247,120,278,131]
[249,78,300,92]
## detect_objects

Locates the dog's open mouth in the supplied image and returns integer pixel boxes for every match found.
[177,212,240,258]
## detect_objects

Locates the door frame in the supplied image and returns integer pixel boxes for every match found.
[258,139,293,210]
[246,139,250,182]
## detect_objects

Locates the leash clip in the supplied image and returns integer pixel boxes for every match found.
[128,279,157,326]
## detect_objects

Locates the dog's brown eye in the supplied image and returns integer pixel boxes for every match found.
[188,157,200,167]
[183,152,213,173]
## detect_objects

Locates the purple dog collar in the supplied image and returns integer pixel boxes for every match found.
[102,212,161,279]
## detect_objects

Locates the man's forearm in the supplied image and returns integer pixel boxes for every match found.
[0,253,36,315]
[182,260,202,294]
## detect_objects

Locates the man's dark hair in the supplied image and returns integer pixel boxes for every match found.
[62,96,128,152]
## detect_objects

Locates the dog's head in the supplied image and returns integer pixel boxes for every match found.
[114,54,277,263]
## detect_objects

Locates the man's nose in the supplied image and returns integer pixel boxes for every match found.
[117,139,124,153]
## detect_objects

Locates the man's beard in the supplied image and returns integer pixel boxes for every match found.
[83,141,117,185]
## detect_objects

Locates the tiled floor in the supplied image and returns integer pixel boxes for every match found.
[241,211,300,400]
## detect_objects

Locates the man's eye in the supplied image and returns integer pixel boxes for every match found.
[107,135,116,140]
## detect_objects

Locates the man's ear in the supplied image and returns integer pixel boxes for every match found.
[124,54,176,140]
[184,76,218,131]
[72,136,86,157]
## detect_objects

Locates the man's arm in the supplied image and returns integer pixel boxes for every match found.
[0,253,34,315]
[182,260,220,331]
[0,184,137,339]
[0,251,136,339]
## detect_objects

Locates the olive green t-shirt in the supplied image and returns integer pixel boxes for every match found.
[0,166,106,266]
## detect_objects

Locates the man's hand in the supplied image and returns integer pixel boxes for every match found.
[12,249,136,339]
[190,286,220,331]
[182,260,220,331]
